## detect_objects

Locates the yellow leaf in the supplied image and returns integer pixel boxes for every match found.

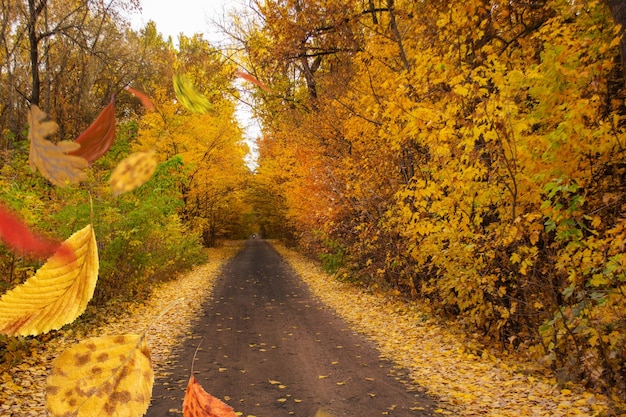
[28,105,89,186]
[46,334,153,417]
[173,74,213,114]
[0,224,98,336]
[109,151,157,197]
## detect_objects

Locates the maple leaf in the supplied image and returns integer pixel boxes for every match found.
[235,70,271,92]
[28,105,89,186]
[109,151,158,197]
[0,224,98,336]
[46,334,153,417]
[126,86,155,111]
[68,96,116,164]
[0,203,65,259]
[183,375,237,417]
[173,74,214,114]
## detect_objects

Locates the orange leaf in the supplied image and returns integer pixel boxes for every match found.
[68,96,116,164]
[125,86,155,111]
[235,70,270,92]
[183,375,237,417]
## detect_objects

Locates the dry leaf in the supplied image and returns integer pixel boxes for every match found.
[183,375,237,417]
[28,105,89,186]
[173,74,213,114]
[68,96,116,164]
[46,334,153,417]
[0,203,64,259]
[126,86,155,111]
[109,151,157,196]
[0,224,98,336]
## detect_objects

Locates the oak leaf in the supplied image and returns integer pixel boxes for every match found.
[173,74,213,114]
[183,375,237,417]
[28,105,89,186]
[46,334,153,417]
[0,203,64,259]
[0,224,98,336]
[109,151,157,197]
[68,96,116,164]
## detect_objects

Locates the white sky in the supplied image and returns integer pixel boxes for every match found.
[129,1,261,169]
[130,1,234,44]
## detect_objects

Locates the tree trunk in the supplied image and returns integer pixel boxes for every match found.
[608,0,626,77]
[27,0,46,106]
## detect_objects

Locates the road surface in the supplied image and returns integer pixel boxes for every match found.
[146,239,436,416]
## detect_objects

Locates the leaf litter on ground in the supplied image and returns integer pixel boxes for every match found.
[0,242,242,417]
[271,242,625,417]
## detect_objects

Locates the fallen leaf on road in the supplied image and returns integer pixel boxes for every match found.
[183,375,237,417]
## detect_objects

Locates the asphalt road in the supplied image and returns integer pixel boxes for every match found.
[145,239,436,417]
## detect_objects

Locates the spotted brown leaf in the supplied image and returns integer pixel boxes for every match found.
[109,151,157,197]
[46,334,153,417]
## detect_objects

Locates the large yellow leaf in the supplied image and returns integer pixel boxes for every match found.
[0,224,98,336]
[28,105,89,186]
[109,151,157,197]
[46,334,153,417]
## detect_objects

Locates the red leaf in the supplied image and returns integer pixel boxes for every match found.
[183,375,237,417]
[125,86,155,111]
[235,70,271,92]
[0,203,68,259]
[68,96,116,164]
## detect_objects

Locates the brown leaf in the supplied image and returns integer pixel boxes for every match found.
[68,96,116,164]
[183,375,237,417]
[28,105,89,186]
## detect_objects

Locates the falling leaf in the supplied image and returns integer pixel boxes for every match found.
[268,380,281,385]
[125,86,155,111]
[68,96,116,164]
[183,375,237,417]
[0,203,65,259]
[109,151,157,197]
[46,334,153,417]
[0,224,98,336]
[234,70,271,92]
[314,410,333,417]
[173,74,213,114]
[28,105,89,186]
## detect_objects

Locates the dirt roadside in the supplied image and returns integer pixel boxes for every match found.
[145,239,437,417]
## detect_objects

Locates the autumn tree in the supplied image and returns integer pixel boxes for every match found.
[241,0,626,398]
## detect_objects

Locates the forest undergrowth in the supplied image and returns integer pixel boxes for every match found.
[273,242,626,417]
[0,242,242,417]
